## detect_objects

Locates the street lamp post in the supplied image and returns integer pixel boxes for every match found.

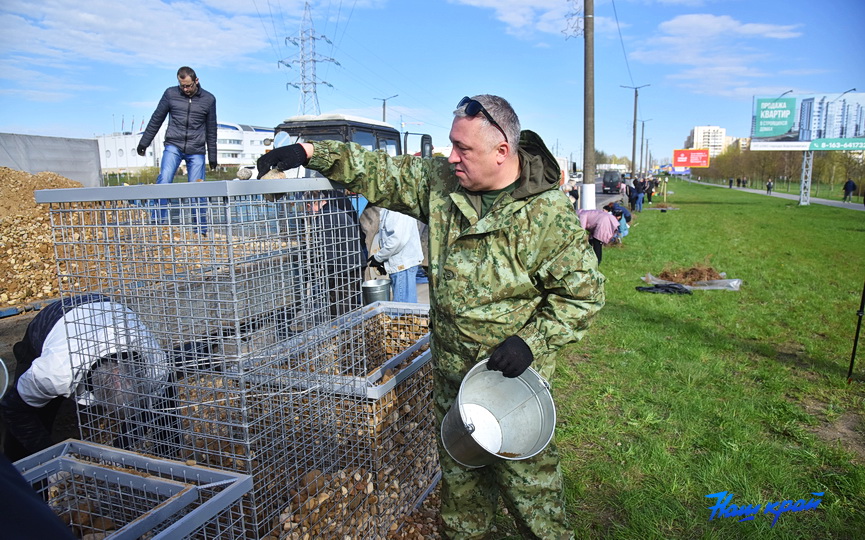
[374,94,398,122]
[621,84,649,180]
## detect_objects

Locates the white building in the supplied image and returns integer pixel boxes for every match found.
[728,136,750,151]
[686,125,728,158]
[97,121,275,174]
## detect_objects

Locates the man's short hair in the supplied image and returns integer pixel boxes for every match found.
[177,66,197,80]
[454,94,520,151]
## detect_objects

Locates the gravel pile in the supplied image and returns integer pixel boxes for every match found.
[0,167,82,308]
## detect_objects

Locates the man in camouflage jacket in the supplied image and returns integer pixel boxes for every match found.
[258,94,605,539]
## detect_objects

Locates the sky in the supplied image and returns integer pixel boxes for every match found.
[1,0,863,167]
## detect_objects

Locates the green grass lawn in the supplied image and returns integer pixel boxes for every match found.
[554,180,865,538]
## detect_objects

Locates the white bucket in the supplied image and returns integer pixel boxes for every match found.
[441,360,556,468]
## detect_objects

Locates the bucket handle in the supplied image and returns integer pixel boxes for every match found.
[458,400,476,434]
[456,363,548,437]
[488,371,553,426]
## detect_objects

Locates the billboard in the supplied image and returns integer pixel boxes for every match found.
[750,91,865,151]
[673,149,710,168]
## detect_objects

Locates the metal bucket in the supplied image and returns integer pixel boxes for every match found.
[362,278,391,305]
[441,359,556,468]
[0,359,7,400]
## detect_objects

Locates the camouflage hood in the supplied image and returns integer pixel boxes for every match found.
[512,129,561,199]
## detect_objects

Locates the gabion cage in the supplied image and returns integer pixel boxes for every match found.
[14,439,251,539]
[35,180,440,539]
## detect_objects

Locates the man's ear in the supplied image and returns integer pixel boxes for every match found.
[495,141,510,164]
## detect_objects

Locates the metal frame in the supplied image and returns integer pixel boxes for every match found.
[37,182,439,538]
[799,150,813,206]
[15,439,251,539]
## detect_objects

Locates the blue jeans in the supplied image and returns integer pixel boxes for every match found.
[390,266,418,303]
[158,144,205,184]
[618,217,629,238]
[635,193,645,212]
[152,145,207,232]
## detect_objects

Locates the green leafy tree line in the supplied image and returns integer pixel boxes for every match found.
[702,146,864,194]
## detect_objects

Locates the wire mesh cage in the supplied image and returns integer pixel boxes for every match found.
[35,180,440,538]
[14,439,252,539]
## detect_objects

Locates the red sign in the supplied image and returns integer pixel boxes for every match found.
[673,149,710,168]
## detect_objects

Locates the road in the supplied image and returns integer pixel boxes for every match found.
[592,179,624,209]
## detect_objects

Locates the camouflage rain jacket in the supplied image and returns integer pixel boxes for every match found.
[307,130,605,390]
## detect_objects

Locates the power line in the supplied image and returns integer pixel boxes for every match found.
[610,0,634,87]
[252,0,286,64]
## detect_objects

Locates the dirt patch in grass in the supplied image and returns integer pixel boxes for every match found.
[658,264,723,285]
[812,412,865,463]
[800,398,865,464]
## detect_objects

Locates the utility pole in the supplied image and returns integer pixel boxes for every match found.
[565,0,594,208]
[578,1,595,209]
[621,84,649,179]
[639,119,651,177]
[375,94,398,122]
[642,139,648,177]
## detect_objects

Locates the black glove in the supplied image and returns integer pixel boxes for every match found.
[367,255,386,274]
[487,335,533,378]
[136,145,147,157]
[257,144,308,179]
[209,161,218,171]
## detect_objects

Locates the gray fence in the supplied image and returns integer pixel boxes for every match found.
[0,132,101,187]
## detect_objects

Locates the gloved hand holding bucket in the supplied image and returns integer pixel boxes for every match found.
[441,353,557,468]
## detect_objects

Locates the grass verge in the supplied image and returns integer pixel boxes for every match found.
[556,179,864,538]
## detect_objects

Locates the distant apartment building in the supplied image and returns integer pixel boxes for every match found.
[97,121,274,173]
[685,125,727,158]
[727,136,750,151]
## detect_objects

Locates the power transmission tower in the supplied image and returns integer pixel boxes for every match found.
[280,2,340,115]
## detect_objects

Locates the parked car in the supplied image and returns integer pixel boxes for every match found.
[602,171,623,194]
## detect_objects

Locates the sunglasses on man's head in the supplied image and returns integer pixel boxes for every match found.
[457,96,508,143]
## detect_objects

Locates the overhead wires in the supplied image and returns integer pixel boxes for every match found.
[610,0,635,87]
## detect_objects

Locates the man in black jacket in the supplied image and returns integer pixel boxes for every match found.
[138,66,218,183]
[137,66,217,231]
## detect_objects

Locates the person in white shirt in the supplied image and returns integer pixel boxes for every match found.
[366,209,424,303]
[0,295,168,460]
